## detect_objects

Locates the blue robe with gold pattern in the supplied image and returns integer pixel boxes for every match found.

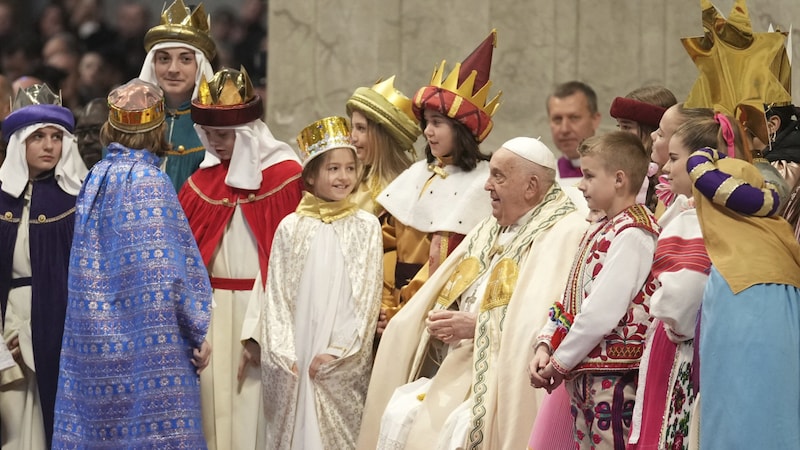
[52,143,212,449]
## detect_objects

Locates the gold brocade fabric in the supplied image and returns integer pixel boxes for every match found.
[295,192,358,223]
[260,209,383,449]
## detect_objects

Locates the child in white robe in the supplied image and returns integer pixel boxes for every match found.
[258,116,383,450]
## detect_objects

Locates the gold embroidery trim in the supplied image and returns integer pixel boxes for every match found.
[30,207,76,224]
[436,257,481,308]
[165,145,204,156]
[439,231,450,261]
[188,173,301,206]
[480,258,518,312]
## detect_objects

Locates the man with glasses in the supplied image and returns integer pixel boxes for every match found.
[73,98,107,169]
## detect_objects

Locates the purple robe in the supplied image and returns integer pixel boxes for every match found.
[0,173,75,447]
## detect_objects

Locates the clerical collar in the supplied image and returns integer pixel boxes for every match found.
[506,206,538,233]
[570,158,581,168]
[295,191,359,223]
[489,207,538,259]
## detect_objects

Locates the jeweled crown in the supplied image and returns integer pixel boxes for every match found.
[296,116,355,167]
[144,0,215,60]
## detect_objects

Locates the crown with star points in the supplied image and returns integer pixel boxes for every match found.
[144,0,215,60]
[2,83,74,140]
[191,66,263,126]
[681,0,791,144]
[412,30,502,143]
[346,76,420,150]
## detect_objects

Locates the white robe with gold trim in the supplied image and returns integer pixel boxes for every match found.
[358,186,587,450]
[260,209,382,450]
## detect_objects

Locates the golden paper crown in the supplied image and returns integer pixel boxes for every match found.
[192,66,263,126]
[107,79,166,133]
[12,83,61,109]
[197,66,255,106]
[682,0,791,144]
[296,116,355,167]
[144,0,215,60]
[346,76,420,149]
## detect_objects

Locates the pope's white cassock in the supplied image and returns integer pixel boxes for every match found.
[357,173,587,450]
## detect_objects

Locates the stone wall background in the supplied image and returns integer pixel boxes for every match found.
[266,0,800,156]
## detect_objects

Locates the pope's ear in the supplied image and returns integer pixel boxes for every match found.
[526,174,540,198]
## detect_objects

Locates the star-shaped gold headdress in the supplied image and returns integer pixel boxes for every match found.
[681,0,791,144]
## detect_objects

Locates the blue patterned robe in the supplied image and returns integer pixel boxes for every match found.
[52,143,212,449]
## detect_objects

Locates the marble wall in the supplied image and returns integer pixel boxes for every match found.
[266,0,800,156]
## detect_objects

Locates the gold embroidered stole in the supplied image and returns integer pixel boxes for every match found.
[467,185,577,448]
[435,185,576,312]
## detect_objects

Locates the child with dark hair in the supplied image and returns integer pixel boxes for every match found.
[376,31,500,317]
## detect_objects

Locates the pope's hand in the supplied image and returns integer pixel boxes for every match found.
[425,310,477,344]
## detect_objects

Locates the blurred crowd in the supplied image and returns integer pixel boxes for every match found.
[0,0,268,129]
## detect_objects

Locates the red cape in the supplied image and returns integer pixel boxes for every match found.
[179,160,303,286]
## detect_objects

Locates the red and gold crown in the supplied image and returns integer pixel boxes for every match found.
[144,0,215,60]
[681,0,791,144]
[413,30,502,143]
[107,79,165,133]
[191,66,263,126]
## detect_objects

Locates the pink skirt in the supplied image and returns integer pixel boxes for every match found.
[528,384,575,449]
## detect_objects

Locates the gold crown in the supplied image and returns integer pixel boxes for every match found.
[192,67,263,126]
[682,0,791,144]
[296,116,354,167]
[196,66,255,106]
[12,83,61,110]
[346,76,420,149]
[144,0,215,60]
[107,79,166,133]
[371,77,415,123]
[429,60,501,119]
